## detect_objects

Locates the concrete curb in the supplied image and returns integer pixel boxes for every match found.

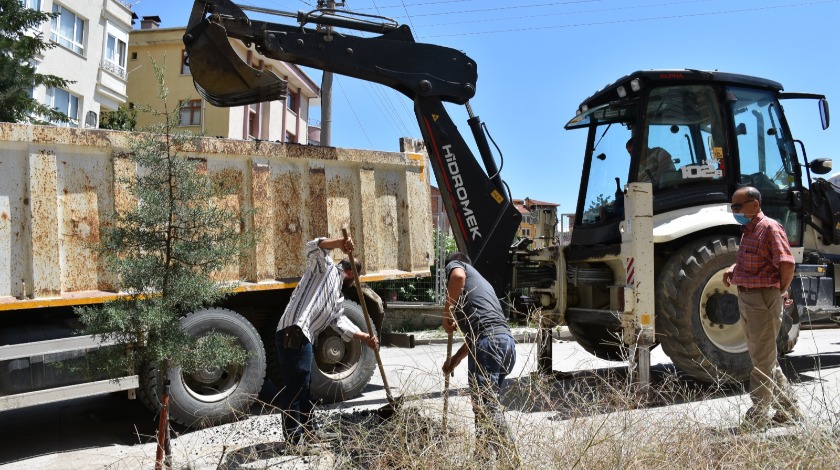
[407,326,573,346]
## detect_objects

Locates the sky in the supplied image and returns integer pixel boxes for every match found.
[133,0,840,214]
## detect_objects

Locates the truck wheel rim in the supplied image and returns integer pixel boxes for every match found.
[315,332,361,380]
[182,363,243,402]
[700,270,748,354]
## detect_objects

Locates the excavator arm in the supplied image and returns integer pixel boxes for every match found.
[184,0,521,295]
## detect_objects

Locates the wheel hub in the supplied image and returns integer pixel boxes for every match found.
[705,292,740,325]
[319,336,346,365]
[192,366,223,384]
[700,272,748,354]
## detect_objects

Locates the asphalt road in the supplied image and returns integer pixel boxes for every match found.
[2,328,840,469]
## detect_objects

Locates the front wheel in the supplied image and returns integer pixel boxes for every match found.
[655,235,799,382]
[656,236,752,382]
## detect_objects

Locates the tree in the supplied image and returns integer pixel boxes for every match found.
[100,106,138,131]
[0,0,72,124]
[76,58,253,393]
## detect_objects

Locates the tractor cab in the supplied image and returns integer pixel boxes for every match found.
[565,70,832,249]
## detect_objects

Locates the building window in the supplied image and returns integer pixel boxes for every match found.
[130,51,137,60]
[27,60,39,98]
[103,33,127,78]
[24,0,41,10]
[285,131,296,143]
[50,4,85,55]
[181,49,190,75]
[46,87,80,128]
[248,103,260,138]
[179,99,202,126]
[521,228,531,237]
[286,90,299,113]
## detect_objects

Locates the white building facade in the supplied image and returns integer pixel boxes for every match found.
[26,0,134,128]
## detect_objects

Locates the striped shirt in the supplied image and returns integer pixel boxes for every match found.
[277,238,361,342]
[732,212,795,289]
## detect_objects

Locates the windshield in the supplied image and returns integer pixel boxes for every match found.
[580,122,633,225]
[575,84,729,229]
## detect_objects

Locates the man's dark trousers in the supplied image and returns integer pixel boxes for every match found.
[276,327,314,443]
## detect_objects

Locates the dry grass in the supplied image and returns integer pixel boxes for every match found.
[208,364,839,469]
[110,336,840,470]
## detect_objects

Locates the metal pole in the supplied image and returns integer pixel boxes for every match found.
[319,0,336,146]
[154,376,170,470]
[538,325,553,375]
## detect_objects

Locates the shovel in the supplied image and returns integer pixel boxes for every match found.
[442,331,453,430]
[342,228,402,420]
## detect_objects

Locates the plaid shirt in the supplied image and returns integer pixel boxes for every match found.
[732,212,795,289]
[277,238,361,342]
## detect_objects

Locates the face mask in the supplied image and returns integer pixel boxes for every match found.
[733,213,752,225]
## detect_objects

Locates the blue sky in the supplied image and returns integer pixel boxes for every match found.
[135,0,840,213]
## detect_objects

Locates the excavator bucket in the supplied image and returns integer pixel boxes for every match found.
[184,19,286,107]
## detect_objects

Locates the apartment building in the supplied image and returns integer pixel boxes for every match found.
[513,198,560,249]
[127,16,320,143]
[24,0,134,128]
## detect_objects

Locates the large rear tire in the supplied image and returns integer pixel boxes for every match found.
[656,235,800,382]
[656,236,752,382]
[264,300,377,403]
[310,300,377,403]
[138,308,266,427]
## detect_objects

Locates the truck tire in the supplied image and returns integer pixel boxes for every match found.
[138,308,266,427]
[656,236,752,382]
[657,235,800,382]
[778,300,800,355]
[310,300,377,403]
[566,321,625,361]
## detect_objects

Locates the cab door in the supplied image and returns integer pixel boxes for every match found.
[729,86,802,245]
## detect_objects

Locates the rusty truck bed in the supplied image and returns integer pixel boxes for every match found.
[0,123,431,311]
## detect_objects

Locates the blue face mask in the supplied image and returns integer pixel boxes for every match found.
[733,213,752,225]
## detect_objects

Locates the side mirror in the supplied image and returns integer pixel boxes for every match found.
[810,158,833,175]
[820,98,830,130]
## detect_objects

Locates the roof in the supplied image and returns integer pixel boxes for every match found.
[579,69,784,110]
[524,197,559,207]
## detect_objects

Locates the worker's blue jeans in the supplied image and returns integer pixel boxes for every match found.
[275,328,314,444]
[467,333,516,453]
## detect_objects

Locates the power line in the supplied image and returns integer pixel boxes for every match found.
[399,0,421,37]
[341,0,416,142]
[422,0,840,37]
[414,0,713,28]
[345,0,484,12]
[336,77,375,148]
[389,0,604,18]
[351,0,599,13]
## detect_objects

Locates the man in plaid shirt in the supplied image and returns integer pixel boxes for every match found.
[723,186,801,428]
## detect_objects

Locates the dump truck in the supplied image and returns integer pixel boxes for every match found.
[180,0,838,387]
[0,122,432,425]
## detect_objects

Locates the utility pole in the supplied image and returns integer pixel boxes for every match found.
[318,0,338,147]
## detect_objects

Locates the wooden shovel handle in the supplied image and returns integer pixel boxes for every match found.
[342,228,395,404]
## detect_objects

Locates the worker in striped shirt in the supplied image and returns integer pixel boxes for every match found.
[276,236,379,446]
[723,186,801,428]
